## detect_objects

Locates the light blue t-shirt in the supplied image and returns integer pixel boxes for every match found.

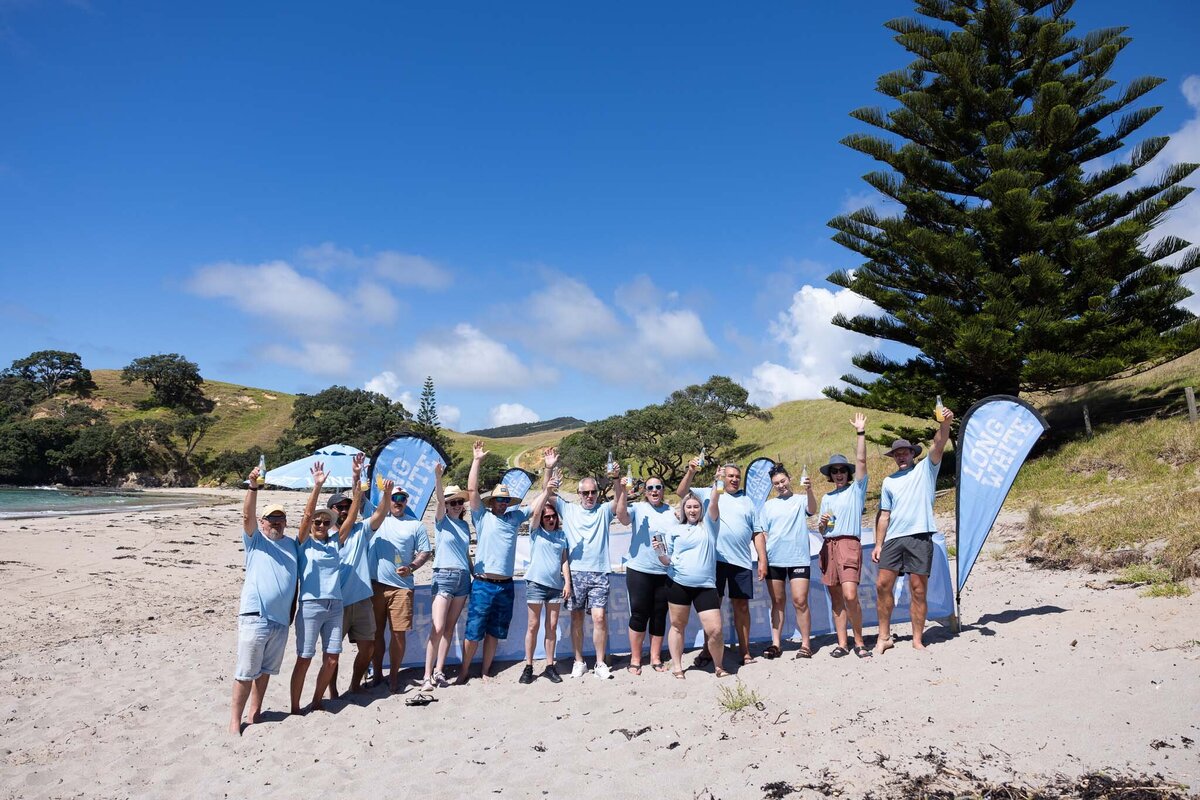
[524,526,568,590]
[338,521,373,606]
[818,475,869,539]
[433,515,472,571]
[471,504,532,577]
[880,456,941,541]
[624,501,675,576]
[666,516,720,588]
[692,487,761,569]
[369,515,431,590]
[299,535,342,601]
[238,529,299,626]
[556,497,615,574]
[759,493,812,567]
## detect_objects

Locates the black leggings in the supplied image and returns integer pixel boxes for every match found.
[626,567,670,637]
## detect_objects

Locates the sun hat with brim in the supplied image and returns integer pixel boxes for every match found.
[327,492,352,509]
[311,508,335,522]
[261,504,287,518]
[480,484,517,503]
[883,438,923,458]
[819,453,856,478]
[442,484,468,502]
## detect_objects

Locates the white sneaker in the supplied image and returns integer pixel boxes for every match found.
[570,660,588,678]
[593,661,614,680]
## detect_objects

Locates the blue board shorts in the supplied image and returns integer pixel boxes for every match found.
[465,577,515,641]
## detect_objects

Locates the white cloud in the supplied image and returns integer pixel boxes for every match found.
[297,242,452,290]
[742,285,883,406]
[364,372,460,428]
[634,308,717,359]
[404,324,554,389]
[839,189,899,216]
[439,404,462,430]
[261,342,355,377]
[487,403,540,427]
[354,280,400,323]
[188,260,346,334]
[523,275,622,343]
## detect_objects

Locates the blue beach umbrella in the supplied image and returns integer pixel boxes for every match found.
[262,443,366,489]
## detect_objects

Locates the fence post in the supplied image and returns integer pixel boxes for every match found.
[1083,404,1093,438]
[1186,387,1198,424]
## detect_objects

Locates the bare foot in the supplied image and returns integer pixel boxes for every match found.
[290,706,304,715]
[454,671,470,686]
[248,706,263,724]
[912,640,927,651]
[311,700,324,711]
[228,720,243,736]
[481,673,493,684]
[328,688,340,700]
[874,637,895,656]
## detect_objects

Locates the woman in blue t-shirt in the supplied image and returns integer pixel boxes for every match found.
[421,463,474,691]
[518,474,570,685]
[653,490,728,679]
[290,462,352,713]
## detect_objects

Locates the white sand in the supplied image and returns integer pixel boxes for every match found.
[1,490,1197,799]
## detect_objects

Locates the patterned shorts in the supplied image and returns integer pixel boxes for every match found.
[565,570,609,612]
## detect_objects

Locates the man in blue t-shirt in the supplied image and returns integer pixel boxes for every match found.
[229,465,298,736]
[874,407,955,655]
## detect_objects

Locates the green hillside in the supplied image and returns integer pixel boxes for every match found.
[39,369,297,455]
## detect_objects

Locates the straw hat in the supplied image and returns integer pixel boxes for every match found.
[442,484,468,502]
[480,484,517,503]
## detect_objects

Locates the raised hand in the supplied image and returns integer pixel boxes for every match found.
[310,460,328,486]
[351,453,366,477]
[247,466,260,485]
[852,412,866,433]
[688,455,702,470]
[543,447,558,470]
[382,479,395,497]
[434,461,444,477]
[473,440,488,461]
[940,408,955,425]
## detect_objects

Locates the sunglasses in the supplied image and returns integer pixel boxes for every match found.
[265,515,286,523]
[829,468,850,475]
[492,498,514,505]
[645,484,664,491]
[313,518,332,527]
[334,503,351,511]
[579,490,598,496]
[446,499,465,507]
[391,494,409,503]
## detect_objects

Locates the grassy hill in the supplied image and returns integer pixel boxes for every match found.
[466,416,587,438]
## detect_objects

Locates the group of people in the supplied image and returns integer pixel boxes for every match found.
[228,407,955,735]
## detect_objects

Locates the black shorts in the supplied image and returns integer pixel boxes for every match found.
[878,532,934,577]
[766,565,811,582]
[715,561,754,600]
[666,580,721,613]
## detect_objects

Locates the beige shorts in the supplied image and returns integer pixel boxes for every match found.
[372,582,414,633]
[342,597,376,642]
[820,537,863,587]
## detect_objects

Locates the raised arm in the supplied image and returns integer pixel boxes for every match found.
[242,466,260,537]
[467,440,487,515]
[434,461,447,523]
[369,478,392,532]
[611,460,630,525]
[676,455,702,499]
[803,470,817,516]
[338,454,366,545]
[929,408,955,465]
[298,461,327,544]
[852,412,868,477]
[708,479,721,521]
[530,468,558,527]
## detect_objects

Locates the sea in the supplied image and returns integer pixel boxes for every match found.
[0,487,208,520]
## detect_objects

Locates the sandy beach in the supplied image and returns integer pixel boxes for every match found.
[1,489,1197,799]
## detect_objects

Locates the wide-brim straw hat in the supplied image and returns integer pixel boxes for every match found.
[311,507,335,522]
[883,438,923,457]
[480,484,516,502]
[819,453,856,478]
[442,484,468,502]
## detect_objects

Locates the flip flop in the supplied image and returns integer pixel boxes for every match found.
[854,646,873,658]
[742,654,757,665]
[796,645,812,659]
[830,646,849,658]
[672,670,686,680]
[762,645,781,660]
[650,662,669,673]
[404,693,438,707]
[627,664,642,676]
[714,668,731,678]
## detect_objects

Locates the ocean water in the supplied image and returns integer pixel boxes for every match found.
[0,487,205,520]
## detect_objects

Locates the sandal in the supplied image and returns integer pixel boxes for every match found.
[404,693,438,707]
[796,645,813,659]
[762,645,781,660]
[714,668,731,678]
[830,646,849,658]
[651,662,669,673]
[672,670,686,680]
[854,646,873,658]
[627,664,642,676]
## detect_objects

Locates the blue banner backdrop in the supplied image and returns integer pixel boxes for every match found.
[955,396,1049,597]
[367,432,450,521]
[386,532,954,668]
[500,467,537,500]
[744,457,775,511]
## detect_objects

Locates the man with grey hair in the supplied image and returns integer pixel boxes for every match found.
[543,447,628,679]
[677,457,766,668]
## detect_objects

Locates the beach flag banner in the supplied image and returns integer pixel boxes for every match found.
[955,395,1049,603]
[367,432,450,521]
[500,467,538,500]
[745,457,775,511]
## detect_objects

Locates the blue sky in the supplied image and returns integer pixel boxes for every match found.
[3,1,1198,431]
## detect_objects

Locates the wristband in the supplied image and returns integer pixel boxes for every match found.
[248,486,259,492]
[856,430,866,436]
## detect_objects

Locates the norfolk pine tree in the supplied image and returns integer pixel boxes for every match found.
[824,0,1200,433]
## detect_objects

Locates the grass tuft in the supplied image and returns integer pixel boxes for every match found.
[717,680,763,714]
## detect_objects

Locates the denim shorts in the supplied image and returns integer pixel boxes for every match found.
[431,567,471,599]
[565,570,609,612]
[525,580,563,605]
[464,578,515,641]
[295,598,344,658]
[234,614,288,681]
